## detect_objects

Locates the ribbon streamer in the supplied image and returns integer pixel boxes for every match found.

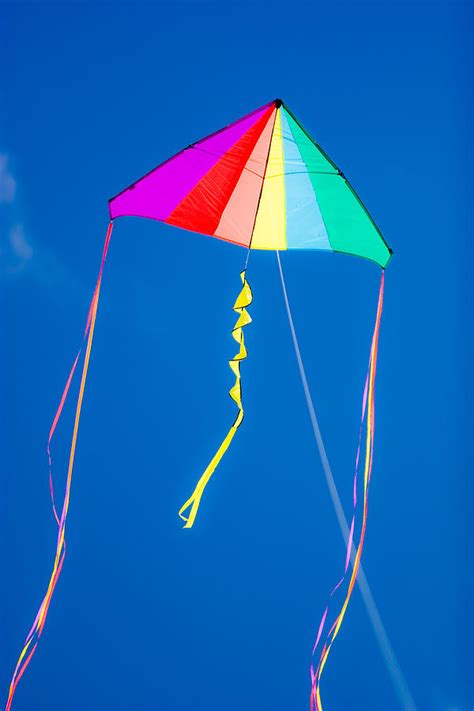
[310,271,385,711]
[179,270,252,528]
[5,222,113,711]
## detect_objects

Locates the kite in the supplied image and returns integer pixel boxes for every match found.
[5,99,393,711]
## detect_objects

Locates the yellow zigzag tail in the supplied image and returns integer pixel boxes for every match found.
[178,270,253,528]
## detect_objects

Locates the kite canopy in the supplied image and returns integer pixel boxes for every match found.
[109,99,392,268]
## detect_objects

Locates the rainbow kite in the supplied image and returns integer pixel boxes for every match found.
[109,99,390,265]
[6,99,392,711]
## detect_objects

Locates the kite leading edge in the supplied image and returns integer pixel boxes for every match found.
[5,99,396,711]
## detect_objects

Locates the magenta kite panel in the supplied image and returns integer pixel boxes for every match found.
[109,102,275,221]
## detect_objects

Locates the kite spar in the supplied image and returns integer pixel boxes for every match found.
[5,99,409,711]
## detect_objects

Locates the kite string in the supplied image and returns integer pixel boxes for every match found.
[311,271,384,711]
[4,221,113,711]
[244,245,251,270]
[178,268,252,528]
[275,254,417,711]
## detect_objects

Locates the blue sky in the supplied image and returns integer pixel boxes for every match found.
[1,1,472,710]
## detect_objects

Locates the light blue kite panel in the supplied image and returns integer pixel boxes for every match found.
[280,110,331,251]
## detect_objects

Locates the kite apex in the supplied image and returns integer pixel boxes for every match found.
[274,98,283,108]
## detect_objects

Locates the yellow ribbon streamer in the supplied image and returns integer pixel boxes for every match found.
[178,270,252,528]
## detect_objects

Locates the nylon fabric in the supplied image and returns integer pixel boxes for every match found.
[280,110,331,250]
[282,108,390,267]
[108,100,392,267]
[282,108,337,174]
[108,102,274,222]
[215,107,276,247]
[166,105,275,238]
[250,109,286,249]
[178,270,252,528]
[308,173,391,267]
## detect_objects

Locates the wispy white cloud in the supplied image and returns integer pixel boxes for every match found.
[0,153,81,294]
[9,224,33,262]
[0,154,16,204]
[1,223,34,275]
[0,154,34,276]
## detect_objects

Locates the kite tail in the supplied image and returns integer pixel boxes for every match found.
[178,269,252,528]
[310,271,385,711]
[4,222,113,711]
